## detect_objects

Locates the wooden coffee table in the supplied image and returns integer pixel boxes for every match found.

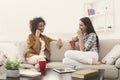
[6,68,99,80]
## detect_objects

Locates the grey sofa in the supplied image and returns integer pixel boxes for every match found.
[47,39,120,80]
[1,39,120,80]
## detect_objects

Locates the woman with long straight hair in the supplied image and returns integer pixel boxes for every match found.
[63,17,100,66]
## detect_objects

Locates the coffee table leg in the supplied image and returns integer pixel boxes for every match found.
[99,69,104,80]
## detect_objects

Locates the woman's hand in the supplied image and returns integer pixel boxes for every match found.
[77,28,82,37]
[35,29,41,37]
[77,28,84,51]
[57,38,62,49]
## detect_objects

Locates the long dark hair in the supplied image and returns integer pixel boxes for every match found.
[80,17,99,51]
[29,17,46,34]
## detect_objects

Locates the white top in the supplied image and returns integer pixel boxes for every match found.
[39,38,46,58]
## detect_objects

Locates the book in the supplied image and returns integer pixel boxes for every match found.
[53,68,76,73]
[20,68,41,77]
[72,69,98,79]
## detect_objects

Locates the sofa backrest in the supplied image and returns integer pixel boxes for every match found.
[1,39,120,62]
[50,39,120,61]
[50,41,72,61]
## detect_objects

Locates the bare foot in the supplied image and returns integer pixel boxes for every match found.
[92,58,101,65]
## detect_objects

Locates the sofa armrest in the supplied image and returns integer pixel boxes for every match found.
[115,58,120,68]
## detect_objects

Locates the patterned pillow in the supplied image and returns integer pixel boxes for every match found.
[102,44,120,65]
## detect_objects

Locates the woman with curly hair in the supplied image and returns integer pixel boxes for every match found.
[26,17,62,65]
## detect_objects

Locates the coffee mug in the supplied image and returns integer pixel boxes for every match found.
[38,60,46,71]
[69,40,75,48]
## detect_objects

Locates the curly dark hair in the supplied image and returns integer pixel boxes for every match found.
[29,17,46,34]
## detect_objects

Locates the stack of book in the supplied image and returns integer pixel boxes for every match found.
[72,69,98,80]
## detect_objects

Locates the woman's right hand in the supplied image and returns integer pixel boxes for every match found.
[35,29,41,37]
[77,28,82,37]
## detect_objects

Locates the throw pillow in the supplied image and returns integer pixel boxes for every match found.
[14,41,27,63]
[101,44,120,65]
[0,51,6,65]
[115,58,120,68]
[0,42,23,62]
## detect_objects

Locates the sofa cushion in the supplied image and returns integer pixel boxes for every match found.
[115,58,120,68]
[20,63,34,69]
[50,41,72,61]
[47,62,74,69]
[101,44,120,65]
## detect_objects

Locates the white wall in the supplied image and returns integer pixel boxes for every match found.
[114,0,120,32]
[0,0,120,41]
[0,0,84,41]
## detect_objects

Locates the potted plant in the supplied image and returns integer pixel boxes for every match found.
[3,58,20,77]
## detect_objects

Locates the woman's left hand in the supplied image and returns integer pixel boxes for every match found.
[57,38,62,49]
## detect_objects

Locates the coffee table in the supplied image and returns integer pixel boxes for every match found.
[6,68,99,80]
[6,68,72,80]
